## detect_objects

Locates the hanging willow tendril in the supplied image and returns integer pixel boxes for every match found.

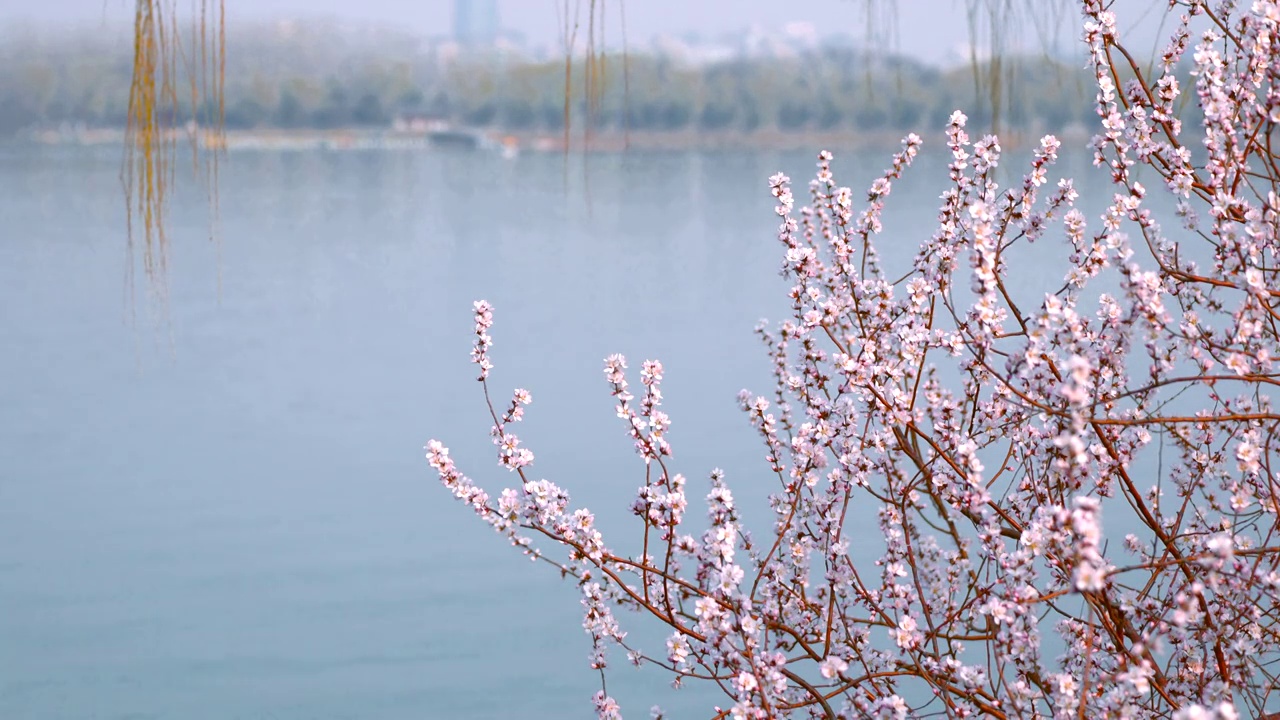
[123,0,225,319]
[556,0,615,155]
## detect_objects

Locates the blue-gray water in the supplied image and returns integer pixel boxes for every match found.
[0,142,1108,719]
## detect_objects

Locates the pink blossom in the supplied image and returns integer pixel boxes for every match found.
[818,655,848,680]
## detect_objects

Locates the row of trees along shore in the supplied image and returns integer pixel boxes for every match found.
[0,19,1189,139]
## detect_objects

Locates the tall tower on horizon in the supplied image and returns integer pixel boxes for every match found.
[454,0,499,47]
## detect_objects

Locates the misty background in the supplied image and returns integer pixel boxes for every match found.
[5,0,1169,68]
[0,0,1189,142]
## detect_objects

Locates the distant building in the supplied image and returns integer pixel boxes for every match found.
[391,113,450,134]
[454,0,499,47]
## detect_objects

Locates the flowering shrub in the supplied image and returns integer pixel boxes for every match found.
[426,2,1280,718]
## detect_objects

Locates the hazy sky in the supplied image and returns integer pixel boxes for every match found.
[5,0,1165,66]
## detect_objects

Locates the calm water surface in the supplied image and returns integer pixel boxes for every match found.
[0,142,1111,719]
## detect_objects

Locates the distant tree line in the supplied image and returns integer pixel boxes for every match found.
[1,20,1164,138]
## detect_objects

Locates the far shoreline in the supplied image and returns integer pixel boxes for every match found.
[18,124,1096,155]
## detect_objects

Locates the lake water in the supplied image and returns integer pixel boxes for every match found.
[0,141,1116,719]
